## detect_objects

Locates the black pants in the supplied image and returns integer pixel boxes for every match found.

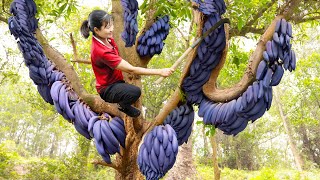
[99,81,141,109]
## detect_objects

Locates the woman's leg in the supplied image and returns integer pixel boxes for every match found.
[100,82,141,117]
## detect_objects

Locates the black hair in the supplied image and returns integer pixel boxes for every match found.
[80,10,113,39]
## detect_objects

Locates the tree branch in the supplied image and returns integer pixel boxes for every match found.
[291,15,320,24]
[35,29,123,117]
[69,33,91,64]
[0,15,7,23]
[203,0,301,102]
[230,27,265,38]
[241,0,277,34]
[70,59,91,64]
[92,160,121,171]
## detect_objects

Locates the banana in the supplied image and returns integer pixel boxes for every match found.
[156,126,164,143]
[162,129,169,149]
[144,132,153,153]
[235,96,243,113]
[287,22,293,37]
[88,116,100,138]
[165,124,175,142]
[93,120,102,143]
[279,34,285,46]
[281,19,287,35]
[271,41,279,60]
[149,148,159,172]
[258,80,265,99]
[246,97,266,117]
[178,105,186,116]
[158,144,165,168]
[109,119,126,148]
[290,50,296,70]
[112,117,125,131]
[165,141,173,157]
[153,136,160,157]
[51,81,63,102]
[241,91,248,110]
[263,68,273,88]
[77,102,89,128]
[266,41,274,60]
[198,99,210,117]
[266,87,273,110]
[270,65,284,86]
[74,117,91,140]
[63,91,75,122]
[224,99,236,122]
[94,140,111,163]
[100,121,119,154]
[216,103,227,125]
[171,135,178,154]
[273,32,280,44]
[101,120,120,153]
[246,85,254,104]
[263,51,270,62]
[211,31,226,48]
[229,119,248,136]
[180,124,193,144]
[252,82,259,103]
[250,102,267,122]
[73,101,84,128]
[176,114,189,131]
[53,100,63,115]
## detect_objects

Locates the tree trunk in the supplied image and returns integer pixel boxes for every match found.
[274,90,304,171]
[49,133,58,158]
[210,135,221,180]
[165,141,197,180]
[114,137,144,180]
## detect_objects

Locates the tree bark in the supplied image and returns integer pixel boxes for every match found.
[274,89,304,171]
[165,140,197,180]
[210,135,221,180]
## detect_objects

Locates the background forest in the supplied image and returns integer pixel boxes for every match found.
[0,0,320,179]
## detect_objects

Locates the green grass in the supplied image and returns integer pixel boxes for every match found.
[196,164,320,180]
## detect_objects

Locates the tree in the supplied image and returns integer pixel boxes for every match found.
[1,0,320,179]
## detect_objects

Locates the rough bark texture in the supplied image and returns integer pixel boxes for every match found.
[165,141,197,180]
[274,90,304,171]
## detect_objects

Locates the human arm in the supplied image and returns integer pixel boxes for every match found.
[116,59,174,77]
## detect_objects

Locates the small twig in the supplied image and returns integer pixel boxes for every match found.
[92,159,121,171]
[70,59,91,64]
[69,33,91,64]
[0,15,7,23]
[70,33,79,60]
[176,28,189,44]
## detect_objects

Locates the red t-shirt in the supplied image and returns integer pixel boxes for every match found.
[91,37,124,93]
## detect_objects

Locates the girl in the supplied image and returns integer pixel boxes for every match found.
[80,10,173,117]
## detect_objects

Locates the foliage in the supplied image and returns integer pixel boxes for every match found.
[0,141,20,179]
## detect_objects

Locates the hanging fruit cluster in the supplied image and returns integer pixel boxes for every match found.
[9,0,126,164]
[120,0,139,47]
[136,15,170,57]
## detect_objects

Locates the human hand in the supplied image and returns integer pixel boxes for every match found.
[160,68,174,77]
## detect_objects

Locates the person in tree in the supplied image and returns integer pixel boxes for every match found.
[80,10,173,118]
